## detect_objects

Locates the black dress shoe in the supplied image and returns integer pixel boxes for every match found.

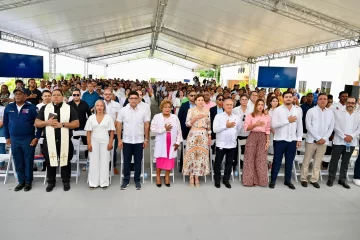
[14,183,25,192]
[156,183,162,188]
[338,180,350,189]
[310,182,320,189]
[214,181,221,188]
[269,182,275,189]
[46,184,55,192]
[284,182,296,190]
[164,177,170,187]
[63,183,71,191]
[24,184,32,192]
[327,180,333,187]
[223,180,231,189]
[301,181,308,187]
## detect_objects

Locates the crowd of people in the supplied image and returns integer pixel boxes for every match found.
[1,77,360,192]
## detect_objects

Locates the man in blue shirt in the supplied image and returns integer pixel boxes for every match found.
[3,88,41,192]
[81,82,100,111]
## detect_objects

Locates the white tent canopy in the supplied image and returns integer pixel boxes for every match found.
[1,0,360,71]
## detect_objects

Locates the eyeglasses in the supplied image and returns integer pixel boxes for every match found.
[129,98,138,100]
[189,95,195,97]
[346,102,356,105]
[217,98,223,101]
[72,94,80,97]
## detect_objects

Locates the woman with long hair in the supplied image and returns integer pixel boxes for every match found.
[85,100,115,190]
[265,96,279,155]
[242,99,271,187]
[173,90,184,115]
[182,94,211,187]
[0,84,12,107]
[266,92,276,107]
[151,99,183,187]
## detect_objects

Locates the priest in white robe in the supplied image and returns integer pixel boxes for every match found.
[35,89,80,192]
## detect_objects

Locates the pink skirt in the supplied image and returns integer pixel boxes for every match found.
[156,132,175,170]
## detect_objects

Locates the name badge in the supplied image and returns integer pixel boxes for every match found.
[21,109,29,114]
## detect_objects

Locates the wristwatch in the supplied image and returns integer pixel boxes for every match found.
[145,139,149,142]
[62,123,65,128]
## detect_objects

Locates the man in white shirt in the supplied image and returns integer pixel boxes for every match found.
[328,96,360,189]
[36,90,52,110]
[79,81,87,97]
[116,91,150,190]
[37,80,47,92]
[213,99,242,189]
[270,91,303,190]
[247,91,258,113]
[330,91,348,112]
[103,89,121,174]
[300,93,334,188]
[136,90,151,119]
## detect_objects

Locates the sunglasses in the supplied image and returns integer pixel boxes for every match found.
[242,115,246,121]
[73,94,80,97]
[217,98,223,101]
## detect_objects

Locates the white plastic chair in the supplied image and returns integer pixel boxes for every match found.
[119,146,145,184]
[33,138,47,184]
[0,137,14,184]
[209,140,234,182]
[149,134,175,183]
[181,140,207,183]
[72,130,88,166]
[70,138,81,184]
[237,139,247,182]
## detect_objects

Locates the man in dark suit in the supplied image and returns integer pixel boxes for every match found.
[178,90,196,172]
[210,94,224,140]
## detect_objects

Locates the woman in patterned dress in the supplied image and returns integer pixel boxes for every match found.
[242,99,271,187]
[182,94,211,187]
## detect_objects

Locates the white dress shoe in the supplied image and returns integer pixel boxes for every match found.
[353,179,360,187]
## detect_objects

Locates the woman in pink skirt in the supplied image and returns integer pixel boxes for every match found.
[242,99,271,187]
[150,99,183,187]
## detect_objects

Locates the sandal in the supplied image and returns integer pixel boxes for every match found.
[189,176,194,187]
[195,176,200,187]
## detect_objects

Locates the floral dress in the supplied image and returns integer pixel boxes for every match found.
[182,108,211,176]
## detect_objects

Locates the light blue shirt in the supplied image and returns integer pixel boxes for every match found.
[217,107,223,114]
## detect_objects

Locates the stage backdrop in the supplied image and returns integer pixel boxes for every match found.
[0,52,43,78]
[257,66,297,88]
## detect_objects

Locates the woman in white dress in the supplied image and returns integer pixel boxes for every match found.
[264,96,279,155]
[85,100,115,190]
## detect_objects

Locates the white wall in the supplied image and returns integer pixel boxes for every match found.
[221,47,360,99]
[107,58,194,82]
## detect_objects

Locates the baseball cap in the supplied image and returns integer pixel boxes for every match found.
[13,87,26,94]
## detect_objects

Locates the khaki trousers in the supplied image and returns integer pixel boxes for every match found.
[300,142,327,183]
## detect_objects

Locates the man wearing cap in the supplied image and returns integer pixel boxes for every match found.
[3,88,41,192]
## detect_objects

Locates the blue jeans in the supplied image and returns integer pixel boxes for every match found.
[0,127,5,167]
[11,136,35,185]
[122,143,143,183]
[271,140,297,183]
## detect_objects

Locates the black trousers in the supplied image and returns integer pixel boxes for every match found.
[42,139,74,184]
[328,144,354,182]
[214,147,236,182]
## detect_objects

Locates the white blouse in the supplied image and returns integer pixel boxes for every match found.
[84,114,115,141]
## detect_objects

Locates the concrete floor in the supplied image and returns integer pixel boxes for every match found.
[1,98,360,240]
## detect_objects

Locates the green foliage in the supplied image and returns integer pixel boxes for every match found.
[216,68,221,84]
[249,79,257,89]
[199,69,215,78]
[150,78,156,83]
[65,73,82,79]
[3,79,16,92]
[43,72,50,80]
[55,73,64,81]
[239,81,247,88]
